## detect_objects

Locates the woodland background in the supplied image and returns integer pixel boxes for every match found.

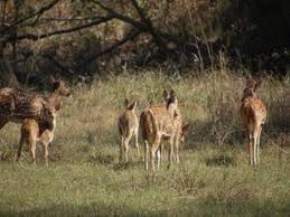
[1,2,290,217]
[1,0,290,87]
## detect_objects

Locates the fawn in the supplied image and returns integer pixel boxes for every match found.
[118,99,140,163]
[140,90,189,171]
[16,111,56,166]
[240,78,267,166]
[16,78,70,165]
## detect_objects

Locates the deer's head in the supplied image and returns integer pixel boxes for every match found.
[180,123,190,143]
[49,76,71,97]
[242,78,262,101]
[163,89,178,107]
[124,98,137,111]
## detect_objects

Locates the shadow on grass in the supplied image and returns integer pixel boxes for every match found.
[184,120,243,150]
[113,160,144,171]
[88,150,144,171]
[205,154,237,167]
[1,198,290,217]
[89,152,115,165]
[0,203,165,217]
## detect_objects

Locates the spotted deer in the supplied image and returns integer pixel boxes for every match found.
[15,78,70,165]
[0,77,70,130]
[140,90,189,171]
[16,111,56,166]
[0,88,51,129]
[117,99,140,163]
[240,78,267,166]
[158,112,190,167]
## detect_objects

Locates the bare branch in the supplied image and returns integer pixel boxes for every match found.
[1,0,60,34]
[38,16,106,22]
[41,54,75,76]
[91,0,148,31]
[91,0,167,51]
[130,0,166,50]
[82,29,141,67]
[12,16,114,41]
[130,0,148,23]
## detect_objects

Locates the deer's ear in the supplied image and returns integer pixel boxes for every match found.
[167,89,178,107]
[182,123,190,133]
[52,81,60,91]
[55,101,61,111]
[246,77,253,86]
[124,98,129,108]
[170,89,176,98]
[49,75,57,84]
[127,101,137,111]
[49,76,60,90]
[254,78,262,91]
[163,90,170,101]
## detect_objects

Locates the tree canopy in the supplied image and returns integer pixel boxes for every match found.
[1,0,290,86]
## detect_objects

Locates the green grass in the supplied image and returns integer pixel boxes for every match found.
[1,70,290,217]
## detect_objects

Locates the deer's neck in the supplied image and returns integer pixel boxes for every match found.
[47,91,62,110]
[241,88,257,102]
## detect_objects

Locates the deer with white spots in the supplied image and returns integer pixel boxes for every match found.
[118,99,140,163]
[240,78,267,166]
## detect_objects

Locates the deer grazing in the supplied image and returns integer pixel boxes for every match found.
[15,78,70,165]
[240,78,267,166]
[140,90,189,171]
[117,99,140,163]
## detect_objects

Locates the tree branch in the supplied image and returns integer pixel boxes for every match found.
[130,0,148,23]
[11,16,114,41]
[1,0,60,34]
[38,16,106,22]
[41,54,75,76]
[130,0,166,51]
[91,0,148,31]
[92,0,167,52]
[81,29,141,67]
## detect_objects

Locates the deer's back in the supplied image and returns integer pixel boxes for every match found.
[118,110,138,136]
[21,119,39,142]
[0,87,46,120]
[150,105,179,132]
[241,97,267,126]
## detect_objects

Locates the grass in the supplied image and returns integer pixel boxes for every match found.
[1,69,290,217]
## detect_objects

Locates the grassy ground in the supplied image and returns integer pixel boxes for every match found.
[1,70,290,217]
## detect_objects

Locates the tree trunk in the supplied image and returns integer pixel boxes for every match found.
[0,59,20,87]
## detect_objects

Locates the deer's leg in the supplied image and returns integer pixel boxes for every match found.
[119,136,124,163]
[256,125,263,164]
[134,128,140,160]
[157,143,164,170]
[145,140,149,170]
[175,136,180,164]
[157,146,161,170]
[253,134,258,166]
[248,132,254,166]
[42,141,49,167]
[253,125,262,165]
[167,136,174,169]
[151,136,161,172]
[16,135,25,161]
[150,148,156,172]
[29,139,37,165]
[124,130,133,162]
